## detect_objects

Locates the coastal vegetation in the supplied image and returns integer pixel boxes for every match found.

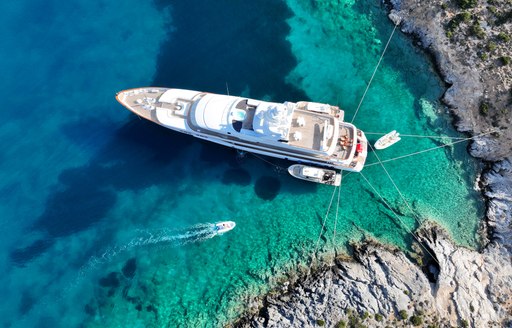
[480,101,491,116]
[497,31,511,41]
[316,319,326,326]
[439,0,512,148]
[456,0,477,9]
[236,1,512,327]
[335,320,346,328]
[409,314,423,326]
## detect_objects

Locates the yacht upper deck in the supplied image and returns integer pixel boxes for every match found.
[117,87,368,171]
[287,109,336,152]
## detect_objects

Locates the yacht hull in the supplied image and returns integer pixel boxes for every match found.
[116,87,368,172]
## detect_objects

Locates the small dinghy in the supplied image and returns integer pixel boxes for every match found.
[374,130,401,150]
[214,221,236,234]
[288,164,342,186]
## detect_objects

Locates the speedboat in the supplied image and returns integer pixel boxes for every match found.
[116,88,368,172]
[214,221,236,234]
[288,164,342,186]
[374,130,401,150]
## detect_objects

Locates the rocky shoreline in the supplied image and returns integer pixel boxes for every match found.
[234,1,512,327]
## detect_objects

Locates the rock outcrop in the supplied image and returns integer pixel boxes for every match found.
[235,1,512,327]
[389,0,512,160]
[237,217,512,327]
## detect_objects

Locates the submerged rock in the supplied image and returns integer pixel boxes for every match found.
[254,176,281,201]
[99,272,121,289]
[235,0,512,326]
[122,257,137,279]
[10,239,54,266]
[237,222,512,327]
[236,161,512,327]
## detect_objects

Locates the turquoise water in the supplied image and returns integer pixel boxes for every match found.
[0,0,483,327]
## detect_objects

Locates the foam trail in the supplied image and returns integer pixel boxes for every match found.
[30,221,222,327]
[83,223,219,272]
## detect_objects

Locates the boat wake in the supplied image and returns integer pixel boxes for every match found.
[82,222,226,271]
[32,222,230,323]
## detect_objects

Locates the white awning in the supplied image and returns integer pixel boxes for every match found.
[193,94,236,131]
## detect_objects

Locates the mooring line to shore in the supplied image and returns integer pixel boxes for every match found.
[313,185,338,260]
[331,178,342,259]
[367,141,425,228]
[364,128,501,167]
[351,20,400,124]
[365,132,467,140]
[359,171,441,267]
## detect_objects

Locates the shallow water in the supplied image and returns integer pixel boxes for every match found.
[0,0,483,327]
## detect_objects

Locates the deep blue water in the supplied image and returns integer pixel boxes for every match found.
[0,0,483,327]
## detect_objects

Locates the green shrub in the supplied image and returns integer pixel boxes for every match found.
[457,0,477,9]
[480,102,490,116]
[497,32,511,42]
[441,3,448,9]
[447,18,459,31]
[335,320,346,328]
[480,52,488,60]
[461,11,472,22]
[348,313,366,328]
[487,41,497,51]
[496,9,512,25]
[410,315,423,326]
[500,56,511,65]
[470,304,475,312]
[399,310,408,320]
[470,23,486,39]
[361,311,369,320]
[316,319,325,326]
[375,313,383,322]
[489,6,497,14]
[461,319,469,327]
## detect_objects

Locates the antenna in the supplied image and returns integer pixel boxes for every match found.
[226,82,230,96]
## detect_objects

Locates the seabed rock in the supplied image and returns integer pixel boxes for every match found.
[236,220,512,327]
[235,0,512,326]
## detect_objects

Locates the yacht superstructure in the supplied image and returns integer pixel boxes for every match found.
[116,87,367,172]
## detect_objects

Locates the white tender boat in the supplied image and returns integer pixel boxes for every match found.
[374,130,401,150]
[288,164,342,186]
[116,88,368,171]
[214,221,236,234]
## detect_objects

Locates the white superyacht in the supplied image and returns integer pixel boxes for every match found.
[116,88,368,172]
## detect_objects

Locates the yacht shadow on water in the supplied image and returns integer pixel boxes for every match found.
[10,117,198,266]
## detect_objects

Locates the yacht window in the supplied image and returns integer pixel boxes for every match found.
[232,120,243,132]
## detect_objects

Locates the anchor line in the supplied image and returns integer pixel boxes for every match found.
[351,20,400,124]
[364,128,500,167]
[311,185,339,268]
[359,171,440,266]
[365,132,467,140]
